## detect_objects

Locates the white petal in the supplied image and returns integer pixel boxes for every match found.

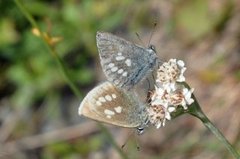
[169,83,177,91]
[183,88,194,106]
[168,106,176,112]
[181,67,187,73]
[177,75,185,82]
[162,119,166,126]
[165,112,171,120]
[187,98,194,105]
[177,60,185,67]
[183,88,190,97]
[182,104,188,110]
[156,123,161,129]
[151,99,163,106]
[156,86,165,95]
[170,59,177,63]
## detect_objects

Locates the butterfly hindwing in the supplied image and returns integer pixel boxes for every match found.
[96,32,158,90]
[79,81,147,127]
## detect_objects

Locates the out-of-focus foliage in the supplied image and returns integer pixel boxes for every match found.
[174,0,232,42]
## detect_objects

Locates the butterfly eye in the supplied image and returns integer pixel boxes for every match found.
[149,45,156,52]
[137,127,145,135]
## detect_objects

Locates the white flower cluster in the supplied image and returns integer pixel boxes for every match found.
[147,59,194,129]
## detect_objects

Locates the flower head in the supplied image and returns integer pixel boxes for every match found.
[168,86,194,109]
[147,103,175,129]
[147,59,194,129]
[156,59,186,89]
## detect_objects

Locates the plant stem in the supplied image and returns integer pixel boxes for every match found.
[188,94,240,159]
[14,0,128,158]
[14,0,81,98]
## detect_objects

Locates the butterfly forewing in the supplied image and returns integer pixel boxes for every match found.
[79,81,147,127]
[96,32,158,90]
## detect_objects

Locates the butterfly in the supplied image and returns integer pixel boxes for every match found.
[79,32,159,132]
[79,81,148,132]
[96,31,158,90]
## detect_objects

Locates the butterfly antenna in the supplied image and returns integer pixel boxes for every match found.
[121,130,135,149]
[135,32,146,47]
[148,22,157,47]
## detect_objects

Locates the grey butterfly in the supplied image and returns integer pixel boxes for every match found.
[79,81,148,132]
[96,31,158,90]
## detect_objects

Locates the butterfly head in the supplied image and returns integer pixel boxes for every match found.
[147,45,162,68]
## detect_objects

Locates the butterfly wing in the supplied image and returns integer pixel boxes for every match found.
[79,81,147,128]
[96,32,158,90]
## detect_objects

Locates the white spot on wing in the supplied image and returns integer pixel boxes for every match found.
[125,59,131,67]
[111,66,118,72]
[117,69,124,74]
[114,106,122,113]
[116,56,125,61]
[108,63,114,68]
[122,71,128,77]
[104,109,115,115]
[99,97,106,102]
[106,115,111,119]
[117,52,122,56]
[96,101,102,106]
[112,94,117,99]
[114,80,120,85]
[105,95,112,101]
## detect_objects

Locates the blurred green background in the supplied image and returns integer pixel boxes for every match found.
[0,0,239,159]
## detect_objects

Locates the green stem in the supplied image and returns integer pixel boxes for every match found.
[14,0,127,158]
[14,0,81,98]
[188,94,240,159]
